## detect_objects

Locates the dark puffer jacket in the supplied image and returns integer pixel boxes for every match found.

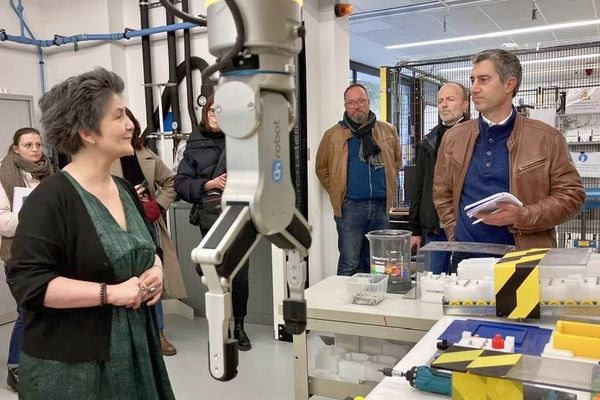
[174,127,225,204]
[409,117,468,236]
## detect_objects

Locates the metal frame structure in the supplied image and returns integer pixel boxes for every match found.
[386,42,600,246]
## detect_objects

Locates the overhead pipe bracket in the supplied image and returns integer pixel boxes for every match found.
[53,34,79,52]
[123,28,134,39]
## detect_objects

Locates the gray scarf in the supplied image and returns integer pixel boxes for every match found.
[342,111,384,167]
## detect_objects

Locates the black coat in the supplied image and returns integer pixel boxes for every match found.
[6,173,153,362]
[409,117,468,236]
[175,127,225,204]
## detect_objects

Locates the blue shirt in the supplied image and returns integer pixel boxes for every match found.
[455,110,516,246]
[345,136,386,201]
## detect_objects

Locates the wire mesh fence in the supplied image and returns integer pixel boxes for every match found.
[389,42,600,250]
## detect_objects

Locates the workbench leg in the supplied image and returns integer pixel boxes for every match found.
[293,330,310,400]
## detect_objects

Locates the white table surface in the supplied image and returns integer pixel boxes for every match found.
[305,276,443,330]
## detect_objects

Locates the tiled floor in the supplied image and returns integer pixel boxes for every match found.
[0,315,337,400]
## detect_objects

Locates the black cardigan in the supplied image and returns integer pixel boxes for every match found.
[6,172,152,362]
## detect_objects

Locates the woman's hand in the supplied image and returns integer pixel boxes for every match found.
[134,184,150,201]
[133,184,146,199]
[106,277,148,309]
[205,173,227,191]
[139,264,164,306]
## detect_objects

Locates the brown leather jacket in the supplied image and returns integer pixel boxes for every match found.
[316,121,401,217]
[433,114,585,249]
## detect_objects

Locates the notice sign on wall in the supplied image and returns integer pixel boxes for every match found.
[566,88,600,114]
[571,151,600,178]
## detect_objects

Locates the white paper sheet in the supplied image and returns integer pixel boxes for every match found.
[12,186,33,214]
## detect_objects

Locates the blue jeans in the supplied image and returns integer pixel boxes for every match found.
[7,305,24,367]
[423,229,451,274]
[334,199,389,276]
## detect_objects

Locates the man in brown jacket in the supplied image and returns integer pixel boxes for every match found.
[316,84,401,276]
[433,49,584,260]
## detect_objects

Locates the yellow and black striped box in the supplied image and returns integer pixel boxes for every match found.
[494,249,548,319]
[452,371,524,400]
[432,345,522,378]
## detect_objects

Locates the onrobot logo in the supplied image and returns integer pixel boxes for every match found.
[272,118,283,183]
[273,119,281,159]
[272,160,283,183]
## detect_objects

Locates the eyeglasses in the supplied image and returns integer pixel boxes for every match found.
[20,143,42,150]
[208,108,216,116]
[345,98,368,108]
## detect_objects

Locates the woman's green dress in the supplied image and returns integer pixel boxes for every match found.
[19,173,175,400]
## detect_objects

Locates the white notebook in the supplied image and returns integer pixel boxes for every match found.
[464,192,523,218]
[12,186,34,214]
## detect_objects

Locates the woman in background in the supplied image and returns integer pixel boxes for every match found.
[7,67,174,399]
[175,95,252,351]
[111,108,187,356]
[0,127,51,393]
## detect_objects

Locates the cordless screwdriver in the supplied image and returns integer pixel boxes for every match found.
[380,365,452,396]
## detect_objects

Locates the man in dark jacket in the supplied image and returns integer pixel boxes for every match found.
[409,82,469,273]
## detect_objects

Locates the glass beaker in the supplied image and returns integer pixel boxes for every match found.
[366,229,411,278]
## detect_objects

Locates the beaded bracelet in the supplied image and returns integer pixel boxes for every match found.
[100,283,107,306]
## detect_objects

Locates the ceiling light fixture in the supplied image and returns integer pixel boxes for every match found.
[386,19,600,50]
[438,53,600,73]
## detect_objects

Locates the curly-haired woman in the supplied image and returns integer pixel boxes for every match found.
[6,68,174,399]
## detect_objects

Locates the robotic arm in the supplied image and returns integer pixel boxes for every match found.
[187,0,310,381]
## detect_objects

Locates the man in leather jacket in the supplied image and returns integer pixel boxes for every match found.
[409,83,469,273]
[433,49,584,260]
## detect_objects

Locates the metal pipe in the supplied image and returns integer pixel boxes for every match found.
[140,0,155,136]
[142,56,208,141]
[165,8,181,136]
[8,0,46,94]
[17,0,24,37]
[9,1,33,40]
[0,22,199,47]
[159,0,206,26]
[181,0,198,127]
[37,47,46,94]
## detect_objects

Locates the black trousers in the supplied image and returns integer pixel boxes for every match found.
[200,227,249,319]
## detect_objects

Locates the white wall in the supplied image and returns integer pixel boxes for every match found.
[304,0,349,283]
[0,0,213,133]
[0,1,43,121]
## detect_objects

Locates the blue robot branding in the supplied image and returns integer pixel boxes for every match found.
[272,119,283,183]
[272,159,283,182]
